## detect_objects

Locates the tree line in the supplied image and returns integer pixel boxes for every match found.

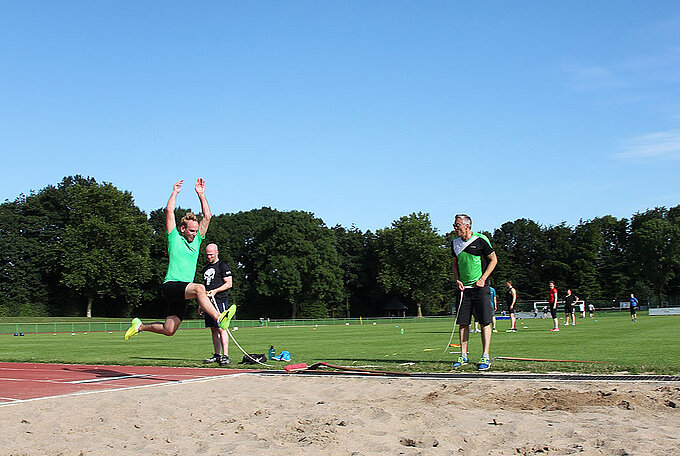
[1,176,678,318]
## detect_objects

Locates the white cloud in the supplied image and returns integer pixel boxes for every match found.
[565,65,625,91]
[618,129,680,159]
[565,46,680,92]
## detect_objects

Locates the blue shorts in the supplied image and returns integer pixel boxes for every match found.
[204,297,229,328]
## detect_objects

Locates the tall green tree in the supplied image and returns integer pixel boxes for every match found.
[243,209,345,319]
[591,215,630,299]
[375,213,449,317]
[332,225,383,317]
[543,223,573,289]
[0,177,92,316]
[569,221,601,299]
[60,179,152,317]
[491,219,547,299]
[629,217,680,305]
[0,199,51,316]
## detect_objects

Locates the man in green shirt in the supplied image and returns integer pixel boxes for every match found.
[451,214,498,370]
[125,178,232,340]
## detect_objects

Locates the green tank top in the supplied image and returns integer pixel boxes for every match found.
[164,227,203,283]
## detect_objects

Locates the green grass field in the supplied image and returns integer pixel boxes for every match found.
[1,312,678,375]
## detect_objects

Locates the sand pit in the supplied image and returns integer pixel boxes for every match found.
[2,373,679,455]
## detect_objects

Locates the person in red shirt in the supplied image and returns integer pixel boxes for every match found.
[548,281,559,331]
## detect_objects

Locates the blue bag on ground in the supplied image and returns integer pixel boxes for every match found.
[271,350,291,361]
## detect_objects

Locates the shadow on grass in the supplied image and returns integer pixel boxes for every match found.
[324,357,449,364]
[131,356,195,362]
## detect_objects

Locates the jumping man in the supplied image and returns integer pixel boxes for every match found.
[125,179,232,340]
[451,214,498,371]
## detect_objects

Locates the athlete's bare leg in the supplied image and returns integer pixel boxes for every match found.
[185,283,221,321]
[138,284,222,337]
[459,324,470,357]
[481,323,491,355]
[139,315,182,336]
[218,327,229,354]
[209,326,230,355]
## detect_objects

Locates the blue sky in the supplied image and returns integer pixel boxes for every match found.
[2,2,679,234]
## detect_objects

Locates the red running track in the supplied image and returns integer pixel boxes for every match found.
[0,362,257,404]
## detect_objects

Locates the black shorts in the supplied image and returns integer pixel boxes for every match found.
[456,286,493,326]
[630,306,637,314]
[506,303,515,314]
[549,306,558,319]
[161,281,189,321]
[205,297,229,328]
[565,304,573,314]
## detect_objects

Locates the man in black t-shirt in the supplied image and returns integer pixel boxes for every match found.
[564,289,578,326]
[201,243,233,366]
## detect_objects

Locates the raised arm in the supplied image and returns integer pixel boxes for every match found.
[166,180,183,234]
[195,178,211,238]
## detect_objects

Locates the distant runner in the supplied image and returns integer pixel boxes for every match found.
[629,293,638,322]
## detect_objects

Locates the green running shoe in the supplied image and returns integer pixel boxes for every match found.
[125,318,142,341]
[452,356,468,368]
[218,305,237,330]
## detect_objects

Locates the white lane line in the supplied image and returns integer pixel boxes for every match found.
[65,374,153,384]
[0,372,252,406]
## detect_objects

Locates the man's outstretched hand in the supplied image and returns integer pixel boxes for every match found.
[195,178,206,196]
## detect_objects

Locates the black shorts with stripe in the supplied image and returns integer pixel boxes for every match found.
[456,286,493,326]
[161,281,190,321]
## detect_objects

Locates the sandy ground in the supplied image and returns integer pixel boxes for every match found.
[1,373,679,455]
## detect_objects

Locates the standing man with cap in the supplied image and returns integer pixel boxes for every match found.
[451,214,498,370]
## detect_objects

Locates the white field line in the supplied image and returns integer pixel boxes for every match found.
[0,372,252,407]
